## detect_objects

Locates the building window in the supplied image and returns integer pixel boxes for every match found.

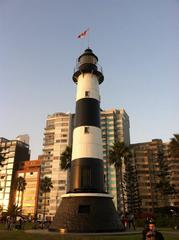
[85,91,90,97]
[59,180,66,184]
[84,127,89,134]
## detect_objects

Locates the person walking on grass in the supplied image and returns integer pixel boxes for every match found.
[128,212,136,230]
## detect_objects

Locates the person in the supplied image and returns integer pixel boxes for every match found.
[6,216,13,231]
[128,212,136,230]
[143,219,164,240]
[123,214,128,230]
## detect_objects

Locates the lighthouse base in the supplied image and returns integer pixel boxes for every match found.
[49,193,124,233]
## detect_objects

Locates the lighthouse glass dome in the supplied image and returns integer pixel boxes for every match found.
[73,48,104,84]
[79,49,98,65]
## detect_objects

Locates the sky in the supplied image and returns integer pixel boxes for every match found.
[0,0,179,159]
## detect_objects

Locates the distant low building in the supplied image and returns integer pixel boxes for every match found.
[16,134,30,145]
[16,160,41,217]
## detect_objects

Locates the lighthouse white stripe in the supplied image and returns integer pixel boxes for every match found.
[73,126,102,144]
[72,126,103,160]
[76,73,100,101]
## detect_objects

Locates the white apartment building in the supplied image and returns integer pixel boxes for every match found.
[38,113,74,220]
[101,108,130,211]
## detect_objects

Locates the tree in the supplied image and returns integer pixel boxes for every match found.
[40,177,53,223]
[0,147,5,167]
[7,204,21,220]
[155,150,176,206]
[0,205,3,215]
[0,147,5,191]
[60,146,72,170]
[109,141,130,213]
[170,134,179,158]
[16,176,27,208]
[124,158,141,214]
[60,146,72,192]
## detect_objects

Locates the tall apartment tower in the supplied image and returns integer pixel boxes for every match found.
[0,137,30,211]
[38,113,74,220]
[101,108,130,211]
[165,135,179,208]
[50,49,123,232]
[130,138,179,212]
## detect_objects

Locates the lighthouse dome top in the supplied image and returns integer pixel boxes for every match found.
[84,48,93,53]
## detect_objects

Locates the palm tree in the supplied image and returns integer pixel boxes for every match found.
[109,141,130,213]
[40,177,53,223]
[60,146,72,170]
[60,146,72,192]
[16,176,27,208]
[7,204,21,220]
[0,205,3,215]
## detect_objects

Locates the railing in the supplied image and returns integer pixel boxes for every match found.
[73,61,103,74]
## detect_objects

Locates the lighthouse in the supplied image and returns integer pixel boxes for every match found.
[50,49,123,233]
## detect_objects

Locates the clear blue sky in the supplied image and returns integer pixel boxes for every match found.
[0,0,179,159]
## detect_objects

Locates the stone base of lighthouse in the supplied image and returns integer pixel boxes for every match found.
[49,193,124,233]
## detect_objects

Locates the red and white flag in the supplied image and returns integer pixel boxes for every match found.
[77,28,89,39]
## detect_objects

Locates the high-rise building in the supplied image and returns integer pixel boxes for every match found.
[39,108,130,219]
[166,134,179,207]
[16,160,41,216]
[131,138,179,212]
[101,108,130,211]
[38,113,74,220]
[0,137,30,211]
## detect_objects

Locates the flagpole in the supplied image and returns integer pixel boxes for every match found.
[77,28,90,49]
[87,28,90,48]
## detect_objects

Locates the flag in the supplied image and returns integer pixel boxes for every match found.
[77,28,89,39]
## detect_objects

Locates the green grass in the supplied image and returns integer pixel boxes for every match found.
[0,231,178,240]
[0,224,178,240]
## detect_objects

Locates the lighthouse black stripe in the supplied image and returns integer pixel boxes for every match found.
[69,158,105,193]
[75,98,100,128]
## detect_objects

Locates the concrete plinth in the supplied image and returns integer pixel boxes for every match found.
[49,194,124,233]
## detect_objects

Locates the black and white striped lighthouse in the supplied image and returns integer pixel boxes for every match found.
[70,48,104,193]
[50,49,123,233]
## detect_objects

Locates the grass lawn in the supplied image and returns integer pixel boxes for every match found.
[0,231,179,240]
[0,224,178,240]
